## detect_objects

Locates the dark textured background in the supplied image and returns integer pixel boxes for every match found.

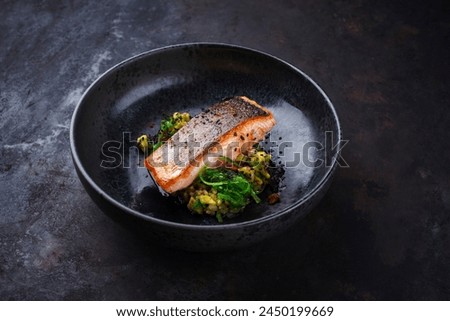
[1,0,449,300]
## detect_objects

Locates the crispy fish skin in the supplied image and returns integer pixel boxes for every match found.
[144,96,276,193]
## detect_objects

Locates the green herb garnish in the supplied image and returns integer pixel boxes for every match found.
[199,167,261,210]
[137,112,191,153]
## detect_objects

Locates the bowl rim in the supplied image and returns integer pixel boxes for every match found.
[70,42,342,231]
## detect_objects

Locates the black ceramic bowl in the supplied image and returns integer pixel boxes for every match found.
[70,43,341,251]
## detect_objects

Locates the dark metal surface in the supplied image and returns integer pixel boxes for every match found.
[1,0,449,299]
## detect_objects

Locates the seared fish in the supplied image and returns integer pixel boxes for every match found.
[144,96,276,193]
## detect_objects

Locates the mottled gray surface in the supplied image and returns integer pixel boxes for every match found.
[1,0,449,299]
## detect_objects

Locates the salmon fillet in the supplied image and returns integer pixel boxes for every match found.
[144,96,276,193]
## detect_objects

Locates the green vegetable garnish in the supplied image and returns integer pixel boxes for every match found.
[199,167,261,210]
[137,112,191,153]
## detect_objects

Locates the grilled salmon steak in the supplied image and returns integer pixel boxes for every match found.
[144,96,276,193]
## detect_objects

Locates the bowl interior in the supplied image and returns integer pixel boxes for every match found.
[72,44,339,225]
